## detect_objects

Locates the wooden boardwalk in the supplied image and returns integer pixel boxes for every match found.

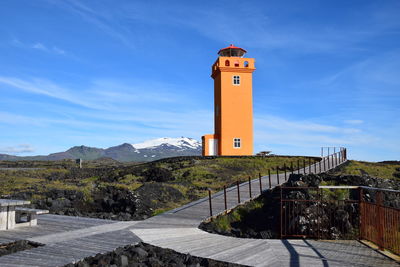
[132,155,398,266]
[0,155,398,266]
[0,215,140,266]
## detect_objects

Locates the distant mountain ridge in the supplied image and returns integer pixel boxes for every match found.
[0,137,202,162]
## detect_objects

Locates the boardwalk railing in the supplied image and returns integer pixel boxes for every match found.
[207,147,348,217]
[280,185,400,256]
[360,186,400,255]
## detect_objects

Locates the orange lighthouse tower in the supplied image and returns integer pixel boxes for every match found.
[202,44,255,156]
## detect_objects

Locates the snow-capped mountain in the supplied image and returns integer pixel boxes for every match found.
[0,137,202,162]
[128,137,202,160]
[132,137,201,150]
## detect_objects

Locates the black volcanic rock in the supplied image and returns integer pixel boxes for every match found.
[66,242,245,267]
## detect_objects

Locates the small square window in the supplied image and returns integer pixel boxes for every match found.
[233,138,241,148]
[233,75,240,85]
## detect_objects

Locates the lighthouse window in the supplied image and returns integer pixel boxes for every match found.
[234,138,241,148]
[233,75,240,85]
[225,60,230,66]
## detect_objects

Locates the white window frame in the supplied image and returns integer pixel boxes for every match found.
[233,138,241,149]
[232,75,240,86]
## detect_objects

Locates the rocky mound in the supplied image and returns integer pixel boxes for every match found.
[64,242,246,267]
[12,183,185,221]
[0,240,43,257]
[200,173,400,239]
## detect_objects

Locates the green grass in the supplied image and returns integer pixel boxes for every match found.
[333,160,400,180]
[0,156,314,216]
[210,197,264,232]
[172,156,318,193]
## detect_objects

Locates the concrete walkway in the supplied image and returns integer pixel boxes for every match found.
[0,154,397,266]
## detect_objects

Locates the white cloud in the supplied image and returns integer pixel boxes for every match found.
[32,42,66,55]
[52,46,66,55]
[253,114,380,156]
[0,144,35,154]
[0,76,193,115]
[0,76,98,109]
[11,39,67,55]
[255,115,360,134]
[32,42,47,50]
[344,119,364,125]
[49,0,133,47]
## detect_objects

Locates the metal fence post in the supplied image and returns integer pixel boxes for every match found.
[318,188,321,239]
[248,176,252,199]
[314,160,317,173]
[236,181,241,203]
[291,162,294,175]
[268,169,272,189]
[376,191,384,251]
[284,163,287,181]
[308,158,311,173]
[359,187,363,240]
[280,187,283,238]
[297,159,300,174]
[223,185,227,211]
[259,173,262,194]
[208,189,212,217]
[303,159,306,174]
[276,166,280,184]
[327,155,330,169]
[319,160,321,173]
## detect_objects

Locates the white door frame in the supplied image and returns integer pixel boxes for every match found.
[208,139,218,156]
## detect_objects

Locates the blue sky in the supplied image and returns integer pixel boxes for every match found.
[0,0,399,161]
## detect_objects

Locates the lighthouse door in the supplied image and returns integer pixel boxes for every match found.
[209,139,218,156]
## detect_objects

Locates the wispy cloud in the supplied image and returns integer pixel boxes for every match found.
[0,75,211,143]
[40,1,400,54]
[254,115,379,155]
[0,111,46,126]
[12,39,66,55]
[0,76,188,111]
[255,115,360,134]
[310,51,400,116]
[48,0,133,47]
[344,120,364,125]
[0,144,35,154]
[32,42,66,55]
[106,1,400,53]
[0,76,98,109]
